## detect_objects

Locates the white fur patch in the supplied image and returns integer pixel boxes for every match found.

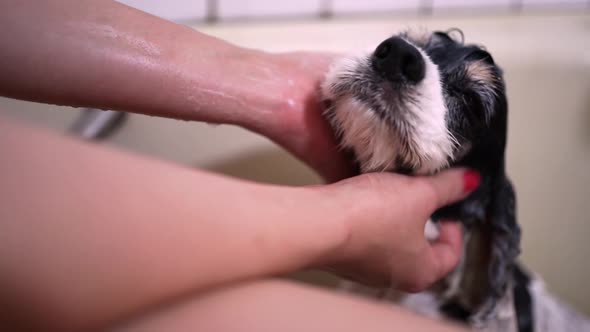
[322,52,370,93]
[403,43,457,174]
[322,46,456,175]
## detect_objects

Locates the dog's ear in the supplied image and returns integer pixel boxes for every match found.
[431,173,520,323]
[489,176,521,296]
[490,177,520,286]
[473,176,521,321]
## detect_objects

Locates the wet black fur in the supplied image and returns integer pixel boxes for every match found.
[422,31,521,320]
[327,30,522,323]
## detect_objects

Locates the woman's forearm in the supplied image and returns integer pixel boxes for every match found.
[0,120,346,331]
[0,0,287,130]
[0,0,351,182]
[115,280,469,332]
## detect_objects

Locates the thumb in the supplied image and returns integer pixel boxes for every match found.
[426,168,481,208]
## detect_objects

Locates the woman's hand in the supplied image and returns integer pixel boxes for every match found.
[314,168,480,291]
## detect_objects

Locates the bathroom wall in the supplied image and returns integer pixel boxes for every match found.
[117,0,589,22]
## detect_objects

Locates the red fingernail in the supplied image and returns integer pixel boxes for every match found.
[463,170,481,193]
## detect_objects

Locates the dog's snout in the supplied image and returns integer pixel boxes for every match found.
[373,37,425,84]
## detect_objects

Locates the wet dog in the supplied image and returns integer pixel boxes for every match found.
[321,29,590,331]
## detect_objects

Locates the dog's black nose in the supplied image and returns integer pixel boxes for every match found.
[373,37,425,84]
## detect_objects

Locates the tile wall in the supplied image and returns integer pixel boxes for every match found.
[117,0,589,23]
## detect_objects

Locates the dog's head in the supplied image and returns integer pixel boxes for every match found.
[321,29,507,175]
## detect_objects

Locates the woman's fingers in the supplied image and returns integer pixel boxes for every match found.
[403,222,463,292]
[428,222,464,280]
[320,168,480,291]
[422,168,481,209]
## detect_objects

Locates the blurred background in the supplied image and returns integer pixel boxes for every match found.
[1,0,589,314]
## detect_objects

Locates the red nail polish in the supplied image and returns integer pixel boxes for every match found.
[463,170,481,193]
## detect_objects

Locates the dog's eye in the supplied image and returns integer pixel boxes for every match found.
[468,50,495,65]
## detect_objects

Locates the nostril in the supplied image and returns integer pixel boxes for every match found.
[401,52,426,83]
[375,41,391,59]
[402,54,417,72]
[373,37,426,84]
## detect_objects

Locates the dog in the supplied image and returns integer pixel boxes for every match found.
[320,29,590,331]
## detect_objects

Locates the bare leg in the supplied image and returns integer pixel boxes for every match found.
[112,279,469,332]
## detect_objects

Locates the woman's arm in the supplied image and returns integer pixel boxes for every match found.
[0,120,473,331]
[0,0,278,124]
[0,0,350,181]
[114,280,469,332]
[0,120,344,331]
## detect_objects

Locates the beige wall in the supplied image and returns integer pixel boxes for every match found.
[2,13,589,314]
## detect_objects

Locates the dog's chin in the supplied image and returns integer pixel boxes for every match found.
[324,98,455,175]
[322,52,457,175]
[327,104,453,175]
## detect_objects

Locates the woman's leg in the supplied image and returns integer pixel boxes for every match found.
[112,279,468,332]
